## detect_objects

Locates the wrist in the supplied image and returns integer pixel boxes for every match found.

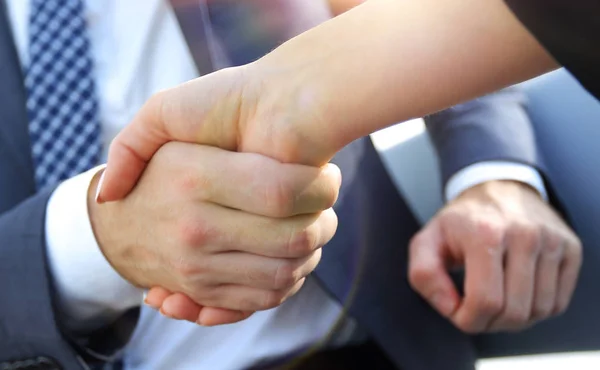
[87,169,145,288]
[457,180,542,204]
[445,161,548,202]
[241,59,337,166]
[251,0,407,157]
[46,167,144,324]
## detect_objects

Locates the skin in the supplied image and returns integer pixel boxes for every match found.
[95,0,577,327]
[327,0,365,15]
[89,143,341,324]
[146,180,582,332]
[324,0,582,332]
[409,181,581,333]
[97,0,558,203]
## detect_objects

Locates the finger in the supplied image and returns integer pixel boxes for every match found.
[206,249,322,290]
[198,308,254,326]
[554,238,583,315]
[189,205,338,258]
[99,70,244,202]
[173,145,342,217]
[160,292,204,322]
[531,231,563,321]
[145,286,173,309]
[408,220,460,317]
[196,278,307,312]
[488,226,539,332]
[452,234,505,333]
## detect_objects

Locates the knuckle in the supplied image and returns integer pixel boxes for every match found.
[310,248,323,269]
[261,290,287,310]
[472,218,505,247]
[171,255,204,281]
[286,226,319,257]
[322,164,342,209]
[175,171,201,194]
[553,300,570,316]
[173,167,211,198]
[322,208,338,242]
[408,261,437,291]
[473,294,503,316]
[542,238,563,258]
[264,176,295,218]
[455,319,482,334]
[321,181,340,211]
[513,222,542,252]
[568,236,584,258]
[273,260,302,290]
[502,308,530,326]
[148,90,169,122]
[177,216,213,248]
[532,304,554,319]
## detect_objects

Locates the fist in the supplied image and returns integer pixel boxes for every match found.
[408,180,582,333]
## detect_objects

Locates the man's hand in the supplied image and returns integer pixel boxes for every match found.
[90,142,341,325]
[408,180,582,333]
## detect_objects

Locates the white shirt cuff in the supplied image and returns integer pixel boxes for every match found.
[445,161,549,202]
[45,165,144,330]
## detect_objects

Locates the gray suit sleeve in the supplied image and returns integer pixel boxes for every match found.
[425,87,541,188]
[424,86,570,223]
[0,188,85,369]
[0,190,138,369]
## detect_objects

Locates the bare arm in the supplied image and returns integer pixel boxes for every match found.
[253,0,557,150]
[98,0,558,201]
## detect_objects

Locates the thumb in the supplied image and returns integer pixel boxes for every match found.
[408,219,460,317]
[97,69,244,203]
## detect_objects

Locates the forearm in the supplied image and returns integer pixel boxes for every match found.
[97,0,560,202]
[255,0,557,151]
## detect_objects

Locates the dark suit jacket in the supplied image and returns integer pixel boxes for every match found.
[0,2,589,370]
[504,0,600,100]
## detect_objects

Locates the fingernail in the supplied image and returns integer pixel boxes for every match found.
[159,307,179,320]
[432,293,455,317]
[143,297,159,310]
[95,170,106,204]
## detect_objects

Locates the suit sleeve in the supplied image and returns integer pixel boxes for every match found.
[425,87,570,219]
[0,188,138,369]
[424,87,540,188]
[0,188,85,368]
[503,0,600,100]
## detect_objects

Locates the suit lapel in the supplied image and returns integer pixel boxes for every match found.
[169,0,220,75]
[0,1,35,186]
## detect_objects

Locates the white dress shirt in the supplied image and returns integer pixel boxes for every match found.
[6,1,547,369]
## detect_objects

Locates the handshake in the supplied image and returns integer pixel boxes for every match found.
[93,54,581,333]
[92,64,347,326]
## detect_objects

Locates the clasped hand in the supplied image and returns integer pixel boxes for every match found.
[91,62,345,325]
[90,142,340,325]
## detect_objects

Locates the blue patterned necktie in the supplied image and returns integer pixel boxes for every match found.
[25,0,101,189]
